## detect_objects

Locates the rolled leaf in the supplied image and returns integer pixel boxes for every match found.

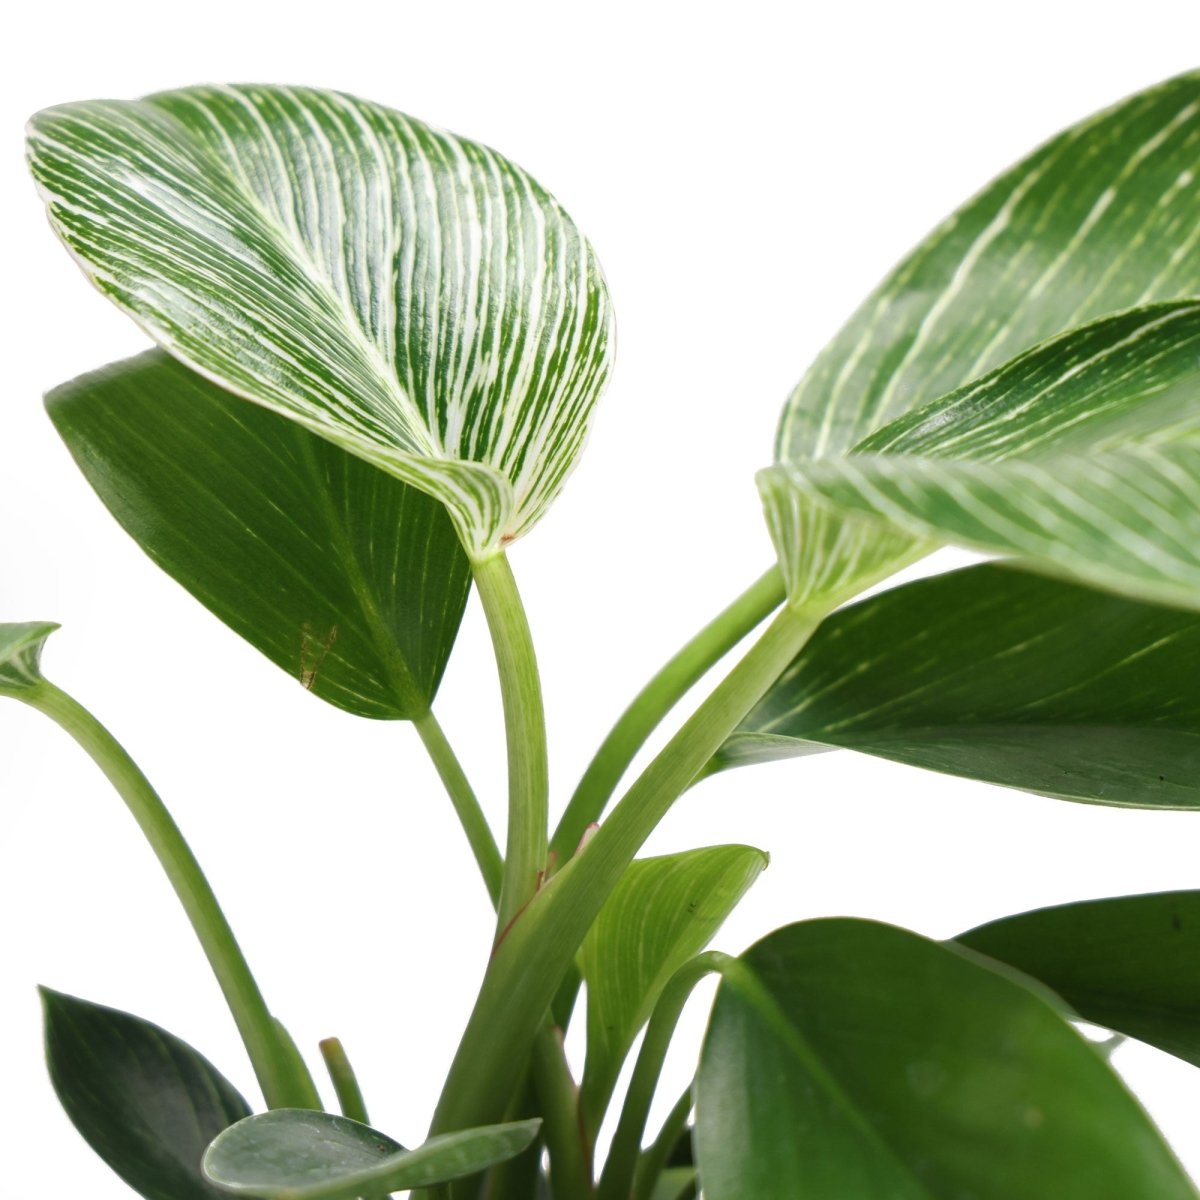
[48,351,470,719]
[694,919,1198,1199]
[41,987,251,1200]
[202,1109,540,1199]
[577,845,767,1134]
[957,891,1200,1068]
[0,621,58,693]
[28,85,615,557]
[715,562,1200,808]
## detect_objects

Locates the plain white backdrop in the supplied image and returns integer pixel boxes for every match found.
[6,3,1200,1195]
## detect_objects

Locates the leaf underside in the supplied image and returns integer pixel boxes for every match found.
[28,84,615,555]
[694,919,1198,1200]
[716,562,1200,808]
[48,350,470,718]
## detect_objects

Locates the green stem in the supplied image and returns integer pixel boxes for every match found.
[632,1088,694,1200]
[319,1037,369,1123]
[532,1023,593,1200]
[17,679,317,1109]
[414,709,502,906]
[472,552,549,936]
[598,953,728,1200]
[551,567,784,862]
[432,603,821,1139]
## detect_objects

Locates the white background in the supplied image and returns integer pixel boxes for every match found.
[5,3,1200,1195]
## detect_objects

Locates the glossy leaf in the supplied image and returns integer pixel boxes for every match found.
[716,562,1200,808]
[47,351,470,719]
[28,85,615,557]
[577,845,767,1135]
[778,70,1200,462]
[958,891,1200,1067]
[41,988,251,1200]
[694,919,1198,1200]
[202,1109,540,1199]
[0,621,58,692]
[765,303,1200,610]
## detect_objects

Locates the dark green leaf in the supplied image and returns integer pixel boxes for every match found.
[48,351,471,719]
[41,987,251,1200]
[716,563,1200,808]
[958,891,1200,1068]
[694,919,1198,1199]
[577,845,767,1136]
[0,621,58,693]
[202,1109,540,1199]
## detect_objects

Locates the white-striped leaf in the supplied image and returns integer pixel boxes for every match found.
[766,72,1200,608]
[0,622,58,693]
[27,85,615,558]
[765,303,1200,610]
[779,70,1200,462]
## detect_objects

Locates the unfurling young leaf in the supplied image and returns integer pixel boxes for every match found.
[41,988,251,1200]
[48,351,471,719]
[0,622,58,693]
[28,84,615,558]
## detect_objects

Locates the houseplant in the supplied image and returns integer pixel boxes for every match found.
[9,68,1200,1196]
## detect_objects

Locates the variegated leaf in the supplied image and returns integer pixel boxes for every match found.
[27,85,615,558]
[765,303,1200,611]
[779,70,1200,462]
[766,72,1200,609]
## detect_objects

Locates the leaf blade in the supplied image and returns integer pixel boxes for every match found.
[577,845,766,1135]
[28,85,615,555]
[41,988,251,1200]
[717,562,1200,807]
[0,621,58,692]
[202,1110,540,1199]
[47,351,471,718]
[694,919,1198,1199]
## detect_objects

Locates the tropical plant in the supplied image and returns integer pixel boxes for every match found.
[10,72,1200,1198]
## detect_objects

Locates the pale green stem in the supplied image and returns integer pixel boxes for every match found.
[432,603,822,1140]
[598,953,729,1200]
[472,552,549,936]
[15,679,318,1109]
[414,708,502,905]
[551,567,784,862]
[632,1088,694,1200]
[319,1037,369,1124]
[532,1023,593,1200]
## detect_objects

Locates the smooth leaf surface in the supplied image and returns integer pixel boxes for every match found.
[647,1167,695,1200]
[577,845,767,1134]
[48,351,470,718]
[694,919,1198,1200]
[42,988,251,1200]
[28,84,615,556]
[778,70,1200,461]
[0,621,58,692]
[958,891,1200,1067]
[203,1109,540,1199]
[716,563,1200,808]
[765,302,1200,610]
